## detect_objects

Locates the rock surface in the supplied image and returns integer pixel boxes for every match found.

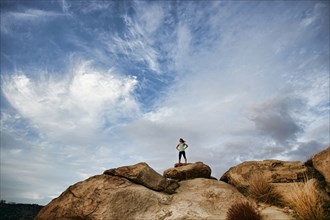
[104,162,179,194]
[306,147,330,193]
[36,147,330,220]
[220,160,309,191]
[259,206,294,220]
[35,175,246,220]
[163,162,211,180]
[174,162,191,167]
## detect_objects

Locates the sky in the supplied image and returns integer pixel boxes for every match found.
[0,0,329,205]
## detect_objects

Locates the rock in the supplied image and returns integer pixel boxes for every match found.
[104,162,179,194]
[36,175,132,220]
[174,162,191,167]
[220,160,309,192]
[259,205,294,220]
[306,147,330,193]
[168,178,246,219]
[163,162,212,180]
[36,174,247,220]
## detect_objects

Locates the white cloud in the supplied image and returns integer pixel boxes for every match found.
[1,8,63,25]
[79,1,112,14]
[174,24,192,71]
[135,2,164,34]
[10,9,63,20]
[143,107,173,122]
[101,24,160,73]
[0,8,64,35]
[300,2,326,27]
[59,0,71,13]
[2,60,139,144]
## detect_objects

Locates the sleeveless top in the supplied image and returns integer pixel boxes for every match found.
[178,143,185,151]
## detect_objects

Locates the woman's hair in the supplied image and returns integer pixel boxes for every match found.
[179,138,185,143]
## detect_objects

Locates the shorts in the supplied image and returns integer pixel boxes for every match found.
[179,151,186,160]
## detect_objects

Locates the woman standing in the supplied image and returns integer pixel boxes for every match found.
[176,138,188,164]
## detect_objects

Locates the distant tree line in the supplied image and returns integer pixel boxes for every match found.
[0,200,43,220]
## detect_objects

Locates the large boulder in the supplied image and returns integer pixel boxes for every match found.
[306,147,330,193]
[36,173,248,219]
[168,178,246,219]
[36,175,168,220]
[220,160,309,192]
[104,162,179,194]
[163,162,212,180]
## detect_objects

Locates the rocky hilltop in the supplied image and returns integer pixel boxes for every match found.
[36,147,329,220]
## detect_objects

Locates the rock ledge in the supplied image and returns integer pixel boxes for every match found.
[163,161,212,180]
[104,162,179,194]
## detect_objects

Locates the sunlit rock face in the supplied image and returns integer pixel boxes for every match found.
[163,162,212,180]
[35,162,244,220]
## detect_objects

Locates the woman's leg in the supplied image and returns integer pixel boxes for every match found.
[178,151,182,163]
[182,151,187,163]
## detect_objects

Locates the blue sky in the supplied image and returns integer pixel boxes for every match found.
[1,0,329,205]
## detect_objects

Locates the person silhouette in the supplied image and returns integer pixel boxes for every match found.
[176,138,188,164]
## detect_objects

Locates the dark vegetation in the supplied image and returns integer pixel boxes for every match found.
[226,200,261,220]
[0,200,43,220]
[247,173,284,206]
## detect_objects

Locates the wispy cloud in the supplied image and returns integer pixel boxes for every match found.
[135,1,165,34]
[58,0,70,13]
[8,9,62,20]
[108,12,161,73]
[1,8,65,35]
